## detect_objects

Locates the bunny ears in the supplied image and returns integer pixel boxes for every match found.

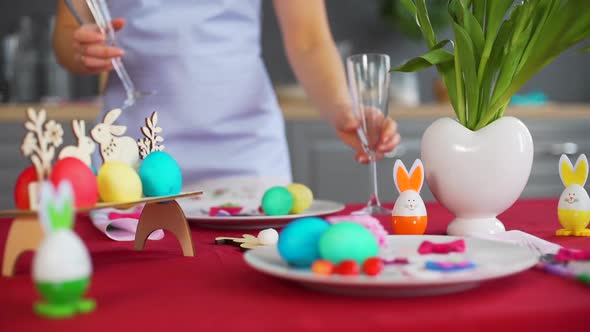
[393,159,424,193]
[38,181,75,234]
[559,154,588,187]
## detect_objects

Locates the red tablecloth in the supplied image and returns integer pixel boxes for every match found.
[1,199,589,332]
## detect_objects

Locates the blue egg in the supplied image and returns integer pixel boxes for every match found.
[91,164,98,176]
[138,151,182,197]
[277,217,330,267]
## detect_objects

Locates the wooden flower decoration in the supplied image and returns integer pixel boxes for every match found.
[21,108,63,180]
[137,111,164,159]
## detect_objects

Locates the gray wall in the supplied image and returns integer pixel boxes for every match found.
[261,0,590,103]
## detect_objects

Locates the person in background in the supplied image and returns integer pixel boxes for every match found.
[53,0,400,184]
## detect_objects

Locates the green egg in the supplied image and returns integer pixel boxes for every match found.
[318,222,379,265]
[261,186,294,216]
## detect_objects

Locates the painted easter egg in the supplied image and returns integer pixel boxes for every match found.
[14,166,38,209]
[138,151,182,197]
[286,183,314,214]
[97,161,142,203]
[319,222,379,265]
[277,217,330,267]
[261,186,293,216]
[50,157,98,208]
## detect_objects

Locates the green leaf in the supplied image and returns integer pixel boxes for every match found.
[452,21,479,129]
[580,45,590,53]
[399,0,417,17]
[415,0,437,48]
[392,48,454,72]
[484,0,514,42]
[459,0,485,61]
[472,0,486,29]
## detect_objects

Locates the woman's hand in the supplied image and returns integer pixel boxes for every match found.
[72,18,126,74]
[335,107,401,164]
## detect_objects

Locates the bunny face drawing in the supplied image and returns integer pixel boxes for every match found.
[391,159,427,235]
[556,154,590,236]
[32,181,96,318]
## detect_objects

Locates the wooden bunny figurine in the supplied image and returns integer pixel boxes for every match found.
[58,120,96,167]
[391,159,427,235]
[32,180,96,318]
[556,154,590,236]
[91,108,139,168]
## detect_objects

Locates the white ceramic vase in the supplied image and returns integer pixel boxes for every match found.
[420,116,534,237]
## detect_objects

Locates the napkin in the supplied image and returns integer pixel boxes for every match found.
[478,230,562,254]
[89,205,164,242]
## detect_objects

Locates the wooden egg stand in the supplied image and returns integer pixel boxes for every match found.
[1,191,201,277]
[1,108,201,277]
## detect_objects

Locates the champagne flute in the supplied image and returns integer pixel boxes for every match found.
[83,0,155,109]
[346,53,391,215]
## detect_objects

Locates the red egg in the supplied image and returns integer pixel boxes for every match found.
[50,157,98,208]
[14,166,38,209]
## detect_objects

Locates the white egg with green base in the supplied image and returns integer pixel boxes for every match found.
[32,180,96,319]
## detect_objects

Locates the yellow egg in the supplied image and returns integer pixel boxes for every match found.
[286,183,314,214]
[97,161,142,203]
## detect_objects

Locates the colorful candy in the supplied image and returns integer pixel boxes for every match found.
[335,260,360,276]
[311,260,334,275]
[362,257,384,276]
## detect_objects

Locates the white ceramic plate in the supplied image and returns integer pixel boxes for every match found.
[244,235,538,297]
[181,200,345,229]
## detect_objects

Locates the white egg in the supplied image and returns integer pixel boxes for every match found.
[392,191,427,217]
[32,230,91,283]
[257,228,279,245]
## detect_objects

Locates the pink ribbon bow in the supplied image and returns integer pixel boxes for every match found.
[554,248,590,262]
[418,239,466,255]
[108,210,142,220]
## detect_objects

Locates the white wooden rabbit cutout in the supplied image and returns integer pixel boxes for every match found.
[58,120,96,167]
[391,159,428,235]
[91,108,139,168]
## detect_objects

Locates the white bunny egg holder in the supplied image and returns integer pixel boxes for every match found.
[1,108,202,278]
[391,159,428,235]
[32,180,96,318]
[556,154,590,236]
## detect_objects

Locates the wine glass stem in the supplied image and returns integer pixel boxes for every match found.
[368,152,382,207]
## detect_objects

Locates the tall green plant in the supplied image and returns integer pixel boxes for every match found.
[392,0,590,130]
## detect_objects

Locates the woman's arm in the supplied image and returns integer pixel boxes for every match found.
[54,0,124,75]
[273,0,399,162]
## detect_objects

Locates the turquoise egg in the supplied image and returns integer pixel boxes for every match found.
[319,222,379,265]
[138,151,182,197]
[278,217,330,267]
[91,164,98,176]
[261,186,293,216]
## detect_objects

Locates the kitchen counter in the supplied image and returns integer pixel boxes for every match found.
[1,93,589,122]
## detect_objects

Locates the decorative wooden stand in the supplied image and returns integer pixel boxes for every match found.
[1,191,201,277]
[134,200,195,256]
[2,215,43,277]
